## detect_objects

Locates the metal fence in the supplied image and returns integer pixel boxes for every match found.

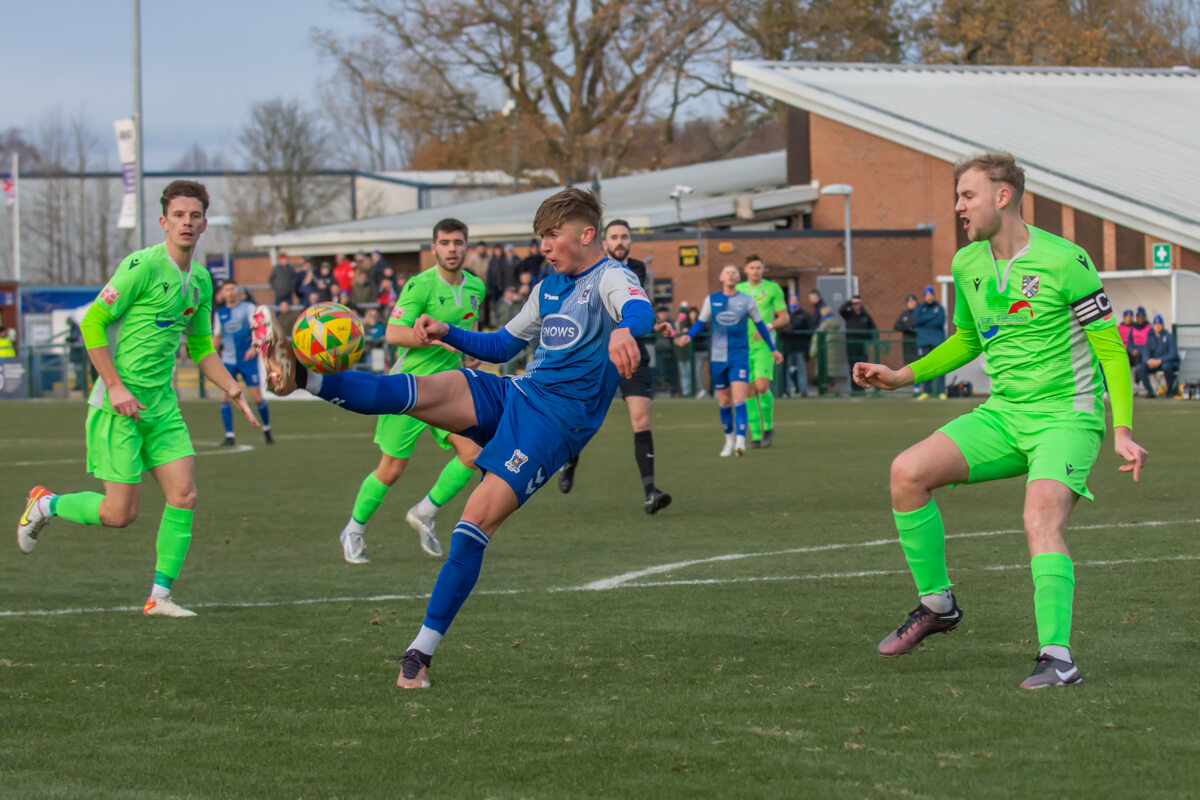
[5,329,925,400]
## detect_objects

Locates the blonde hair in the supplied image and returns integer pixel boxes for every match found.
[954,152,1025,208]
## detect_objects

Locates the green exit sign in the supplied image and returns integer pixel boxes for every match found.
[1152,243,1172,269]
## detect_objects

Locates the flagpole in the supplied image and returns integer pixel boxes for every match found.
[133,0,145,249]
[11,151,20,351]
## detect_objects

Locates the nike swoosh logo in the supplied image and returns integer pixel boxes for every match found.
[19,507,32,526]
[1056,667,1078,681]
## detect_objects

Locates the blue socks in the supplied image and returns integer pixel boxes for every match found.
[422,522,489,635]
[257,401,270,429]
[719,405,733,434]
[220,402,233,435]
[316,371,417,416]
[734,402,748,436]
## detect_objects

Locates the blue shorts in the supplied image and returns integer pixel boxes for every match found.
[457,369,587,507]
[710,355,750,390]
[224,359,261,388]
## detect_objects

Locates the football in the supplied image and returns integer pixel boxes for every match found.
[290,302,365,374]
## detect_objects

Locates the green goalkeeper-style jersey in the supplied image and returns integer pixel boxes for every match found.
[88,243,213,411]
[951,224,1115,415]
[388,266,486,376]
[736,278,787,347]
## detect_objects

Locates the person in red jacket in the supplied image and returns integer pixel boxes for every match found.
[333,252,355,294]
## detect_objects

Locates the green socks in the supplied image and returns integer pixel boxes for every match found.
[1031,552,1075,649]
[429,457,476,508]
[760,389,774,431]
[894,500,951,596]
[154,505,193,586]
[50,491,104,525]
[351,473,390,525]
[746,395,761,440]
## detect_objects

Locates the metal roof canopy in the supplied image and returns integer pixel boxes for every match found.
[253,152,818,256]
[732,61,1200,252]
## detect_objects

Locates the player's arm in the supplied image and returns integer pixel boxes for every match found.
[79,256,150,418]
[600,267,654,378]
[770,287,790,330]
[417,282,542,363]
[747,304,778,352]
[856,274,979,390]
[187,286,258,425]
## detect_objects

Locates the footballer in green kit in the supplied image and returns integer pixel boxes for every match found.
[337,218,486,564]
[17,180,259,617]
[854,153,1148,689]
[736,255,789,447]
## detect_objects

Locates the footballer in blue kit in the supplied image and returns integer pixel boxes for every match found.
[212,278,272,445]
[675,264,781,456]
[255,188,654,689]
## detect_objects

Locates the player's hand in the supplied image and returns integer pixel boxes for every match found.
[1113,427,1148,482]
[108,384,147,421]
[228,384,261,428]
[772,350,784,366]
[853,362,911,391]
[675,334,692,348]
[609,327,640,379]
[244,345,257,361]
[413,314,449,345]
[652,321,675,338]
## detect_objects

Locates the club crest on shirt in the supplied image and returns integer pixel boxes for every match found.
[1021,275,1040,299]
[577,287,591,304]
[505,449,529,474]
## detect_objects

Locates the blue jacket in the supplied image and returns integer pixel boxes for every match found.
[1145,329,1179,369]
[913,301,946,347]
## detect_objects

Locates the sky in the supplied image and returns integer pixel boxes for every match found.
[1,0,370,170]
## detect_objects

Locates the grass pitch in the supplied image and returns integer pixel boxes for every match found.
[1,395,1198,798]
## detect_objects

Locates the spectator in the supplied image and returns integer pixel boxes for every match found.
[493,285,524,375]
[485,244,512,321]
[294,259,317,306]
[811,305,840,395]
[314,261,336,302]
[277,299,301,336]
[362,307,386,350]
[1135,315,1180,397]
[515,238,547,285]
[1118,310,1138,364]
[839,295,877,393]
[653,305,679,396]
[268,252,296,304]
[378,278,397,308]
[808,289,823,322]
[785,301,815,397]
[349,265,376,311]
[895,293,919,365]
[914,285,947,399]
[368,250,389,292]
[466,241,489,279]
[684,306,709,397]
[333,252,355,294]
[1129,306,1152,366]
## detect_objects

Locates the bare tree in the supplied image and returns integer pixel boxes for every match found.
[238,98,345,232]
[318,51,424,172]
[317,0,728,182]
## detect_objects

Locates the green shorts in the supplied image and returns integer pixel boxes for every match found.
[86,404,195,484]
[939,400,1104,501]
[374,413,453,459]
[749,342,775,382]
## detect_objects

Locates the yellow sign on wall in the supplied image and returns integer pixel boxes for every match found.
[679,245,700,267]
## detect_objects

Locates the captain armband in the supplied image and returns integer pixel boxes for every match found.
[1070,288,1113,326]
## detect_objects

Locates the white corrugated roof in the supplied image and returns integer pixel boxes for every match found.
[732,61,1200,251]
[253,152,816,254]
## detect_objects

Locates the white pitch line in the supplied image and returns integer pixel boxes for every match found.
[621,554,1200,589]
[1,519,1195,619]
[572,518,1200,591]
